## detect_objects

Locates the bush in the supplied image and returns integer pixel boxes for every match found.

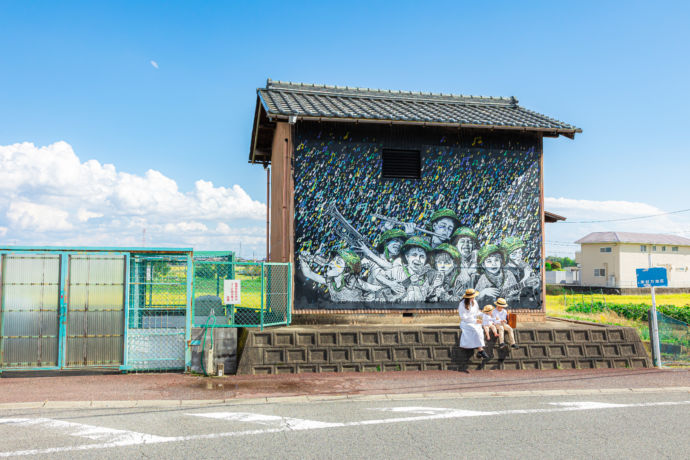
[566,301,690,324]
[551,261,562,270]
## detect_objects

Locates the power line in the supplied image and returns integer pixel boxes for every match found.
[558,207,690,224]
[546,241,579,247]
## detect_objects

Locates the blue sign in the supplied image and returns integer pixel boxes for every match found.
[636,267,668,287]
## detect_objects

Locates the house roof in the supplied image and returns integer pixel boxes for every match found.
[249,79,581,163]
[545,211,566,223]
[575,232,690,246]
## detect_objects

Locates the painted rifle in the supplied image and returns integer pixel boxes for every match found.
[326,203,372,253]
[370,213,444,238]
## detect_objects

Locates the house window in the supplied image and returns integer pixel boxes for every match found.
[600,247,612,253]
[672,246,679,252]
[652,246,657,251]
[594,268,606,277]
[381,149,421,179]
[640,245,647,252]
[662,246,666,252]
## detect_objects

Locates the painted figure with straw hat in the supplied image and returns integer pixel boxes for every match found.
[475,244,519,306]
[299,248,383,302]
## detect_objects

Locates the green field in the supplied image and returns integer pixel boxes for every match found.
[546,293,690,326]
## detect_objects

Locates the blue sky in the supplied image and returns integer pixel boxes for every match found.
[1,1,689,257]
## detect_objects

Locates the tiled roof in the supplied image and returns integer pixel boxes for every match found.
[575,232,690,246]
[257,79,581,136]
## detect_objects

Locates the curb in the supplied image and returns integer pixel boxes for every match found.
[1,387,689,410]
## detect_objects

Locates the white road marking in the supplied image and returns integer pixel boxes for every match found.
[0,417,167,443]
[188,412,343,429]
[548,401,628,410]
[1,400,688,457]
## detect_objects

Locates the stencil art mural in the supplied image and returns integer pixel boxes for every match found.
[294,124,542,310]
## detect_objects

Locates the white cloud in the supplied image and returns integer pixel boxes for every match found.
[77,208,103,222]
[164,221,208,233]
[545,197,661,217]
[150,60,159,69]
[0,141,266,256]
[7,201,73,231]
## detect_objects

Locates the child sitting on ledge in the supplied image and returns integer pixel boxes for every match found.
[481,305,498,341]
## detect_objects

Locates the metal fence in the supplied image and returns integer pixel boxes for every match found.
[0,248,292,373]
[649,312,690,367]
[126,253,190,371]
[192,258,291,329]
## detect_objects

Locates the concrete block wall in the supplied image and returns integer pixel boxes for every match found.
[236,326,650,374]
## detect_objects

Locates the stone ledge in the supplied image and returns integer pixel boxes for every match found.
[237,325,651,375]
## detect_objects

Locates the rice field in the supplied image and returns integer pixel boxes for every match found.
[545,293,690,328]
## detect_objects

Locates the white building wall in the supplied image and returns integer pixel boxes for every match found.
[579,243,690,288]
[579,244,619,287]
[618,244,690,288]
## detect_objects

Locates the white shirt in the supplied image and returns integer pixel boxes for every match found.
[492,308,508,324]
[481,313,495,326]
[458,300,481,323]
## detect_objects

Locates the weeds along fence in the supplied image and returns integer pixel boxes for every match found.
[0,247,292,373]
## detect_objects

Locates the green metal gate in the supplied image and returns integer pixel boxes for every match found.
[1,247,292,373]
[125,253,191,371]
[66,254,126,367]
[0,251,127,370]
[0,253,60,369]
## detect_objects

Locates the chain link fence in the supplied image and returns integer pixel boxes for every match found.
[192,257,290,329]
[126,254,189,371]
[1,248,292,373]
[649,312,690,367]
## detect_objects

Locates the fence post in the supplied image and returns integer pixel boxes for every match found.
[58,253,68,369]
[287,263,292,325]
[121,253,130,371]
[184,253,194,372]
[260,263,265,331]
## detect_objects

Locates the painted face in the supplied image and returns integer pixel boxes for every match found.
[405,247,427,274]
[456,237,473,257]
[509,248,523,265]
[482,254,502,276]
[386,238,403,257]
[326,255,346,277]
[432,218,455,242]
[434,252,455,275]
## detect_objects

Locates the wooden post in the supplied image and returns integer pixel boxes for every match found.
[539,135,546,320]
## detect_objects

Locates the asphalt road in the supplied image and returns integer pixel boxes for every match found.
[1,391,688,459]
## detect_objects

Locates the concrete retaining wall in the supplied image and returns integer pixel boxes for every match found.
[236,325,650,374]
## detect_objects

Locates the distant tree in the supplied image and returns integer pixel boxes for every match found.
[551,261,562,270]
[546,256,577,268]
[545,262,553,271]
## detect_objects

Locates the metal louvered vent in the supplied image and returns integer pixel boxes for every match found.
[381,149,421,179]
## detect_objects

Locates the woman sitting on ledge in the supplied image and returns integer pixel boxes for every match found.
[458,288,489,360]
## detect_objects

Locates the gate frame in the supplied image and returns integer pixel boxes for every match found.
[1,246,292,374]
[0,246,193,373]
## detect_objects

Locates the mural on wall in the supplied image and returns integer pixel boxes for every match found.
[294,125,542,310]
